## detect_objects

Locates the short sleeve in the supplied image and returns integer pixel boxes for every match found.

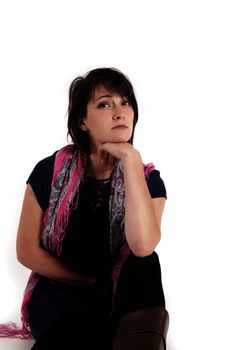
[146,169,167,199]
[26,152,57,211]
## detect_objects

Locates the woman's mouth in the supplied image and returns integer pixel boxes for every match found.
[112,125,128,129]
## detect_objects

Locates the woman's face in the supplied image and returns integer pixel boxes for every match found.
[80,85,134,152]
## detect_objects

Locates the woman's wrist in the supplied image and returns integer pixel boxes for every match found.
[121,147,141,165]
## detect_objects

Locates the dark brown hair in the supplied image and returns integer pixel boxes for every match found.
[67,67,138,154]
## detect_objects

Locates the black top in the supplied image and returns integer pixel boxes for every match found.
[27,151,167,278]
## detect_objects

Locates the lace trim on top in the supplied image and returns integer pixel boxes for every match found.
[80,175,111,211]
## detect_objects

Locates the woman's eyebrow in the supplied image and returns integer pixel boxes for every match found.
[95,94,113,102]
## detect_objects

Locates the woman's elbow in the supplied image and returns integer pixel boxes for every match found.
[132,233,161,257]
[16,242,28,266]
[16,238,36,268]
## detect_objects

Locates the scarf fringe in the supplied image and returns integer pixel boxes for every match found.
[0,322,32,339]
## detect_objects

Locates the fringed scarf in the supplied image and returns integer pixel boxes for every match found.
[0,144,155,339]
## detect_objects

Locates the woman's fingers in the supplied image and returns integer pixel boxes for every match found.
[100,150,116,167]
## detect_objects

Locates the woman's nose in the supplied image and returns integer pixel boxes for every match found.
[112,106,125,120]
[113,114,124,120]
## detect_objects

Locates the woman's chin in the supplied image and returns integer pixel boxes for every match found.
[108,139,128,144]
[108,135,132,143]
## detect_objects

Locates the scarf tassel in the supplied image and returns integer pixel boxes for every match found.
[0,322,32,339]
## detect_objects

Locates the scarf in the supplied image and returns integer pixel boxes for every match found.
[0,144,155,339]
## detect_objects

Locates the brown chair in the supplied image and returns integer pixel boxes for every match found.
[112,307,169,350]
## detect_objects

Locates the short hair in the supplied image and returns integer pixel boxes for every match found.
[67,67,139,154]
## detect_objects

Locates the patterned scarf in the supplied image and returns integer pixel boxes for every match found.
[0,144,155,339]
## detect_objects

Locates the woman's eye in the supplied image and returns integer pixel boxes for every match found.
[97,102,111,109]
[122,100,130,106]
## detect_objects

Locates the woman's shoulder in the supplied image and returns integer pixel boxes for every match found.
[26,151,58,211]
[31,151,58,173]
[146,167,167,199]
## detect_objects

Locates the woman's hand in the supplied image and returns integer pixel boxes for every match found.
[98,142,140,167]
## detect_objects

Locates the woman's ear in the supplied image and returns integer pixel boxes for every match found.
[79,118,88,131]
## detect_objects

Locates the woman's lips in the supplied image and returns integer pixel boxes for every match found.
[112,125,128,129]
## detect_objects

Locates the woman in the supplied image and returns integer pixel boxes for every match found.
[3,67,169,349]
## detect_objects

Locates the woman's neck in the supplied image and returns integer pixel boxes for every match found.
[86,153,114,180]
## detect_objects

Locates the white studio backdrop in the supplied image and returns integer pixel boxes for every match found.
[0,1,232,349]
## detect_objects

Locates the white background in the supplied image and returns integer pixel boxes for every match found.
[0,1,232,349]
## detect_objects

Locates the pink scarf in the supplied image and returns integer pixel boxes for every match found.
[0,145,155,339]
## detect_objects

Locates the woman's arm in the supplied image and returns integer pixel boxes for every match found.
[98,143,166,257]
[16,184,96,285]
[122,151,165,257]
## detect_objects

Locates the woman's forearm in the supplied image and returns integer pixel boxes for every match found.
[122,151,161,257]
[16,184,96,285]
[17,246,96,285]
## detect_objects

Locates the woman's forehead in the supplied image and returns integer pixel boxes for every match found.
[91,84,126,101]
[93,85,111,96]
